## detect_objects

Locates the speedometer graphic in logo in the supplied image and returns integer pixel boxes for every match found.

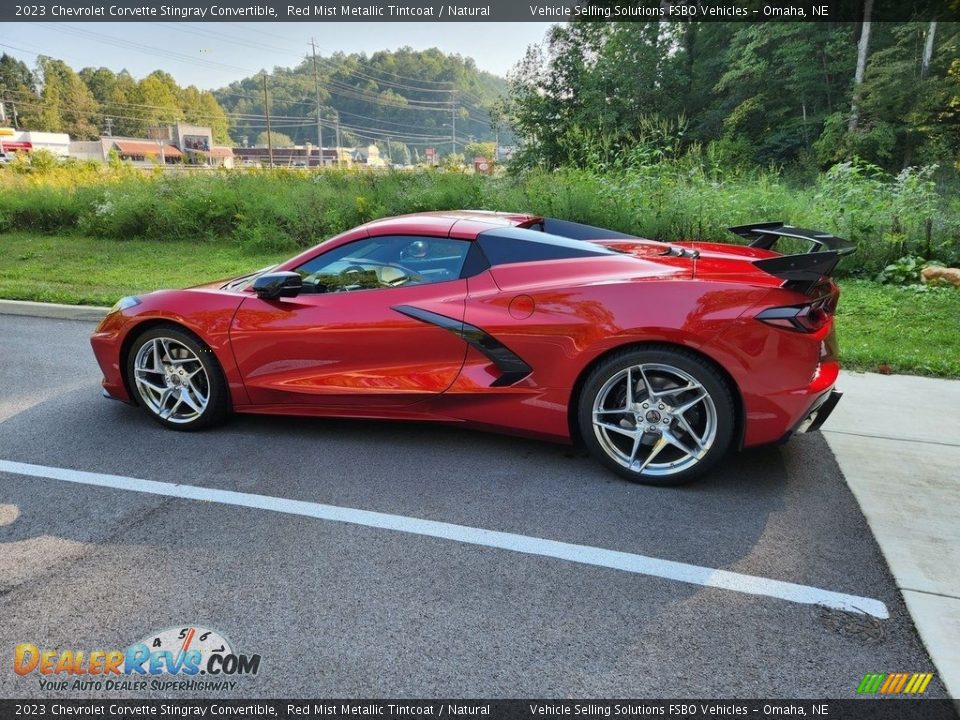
[131,625,233,674]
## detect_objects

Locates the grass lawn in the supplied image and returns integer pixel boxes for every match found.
[0,231,286,306]
[834,280,960,378]
[2,232,957,378]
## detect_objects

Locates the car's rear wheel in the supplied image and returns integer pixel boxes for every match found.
[127,325,229,430]
[577,347,734,486]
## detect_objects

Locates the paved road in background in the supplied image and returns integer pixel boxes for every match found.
[0,314,948,698]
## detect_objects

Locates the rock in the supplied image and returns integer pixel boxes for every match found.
[920,265,960,288]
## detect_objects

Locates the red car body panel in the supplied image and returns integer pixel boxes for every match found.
[229,279,469,406]
[91,211,843,448]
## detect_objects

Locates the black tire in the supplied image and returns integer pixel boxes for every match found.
[577,346,735,486]
[125,324,230,431]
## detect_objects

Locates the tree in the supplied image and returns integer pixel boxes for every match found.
[0,53,36,128]
[854,23,960,168]
[377,139,410,165]
[131,71,184,132]
[181,85,230,143]
[104,70,138,136]
[921,22,938,81]
[35,57,99,139]
[256,130,293,147]
[715,24,856,165]
[464,140,495,160]
[849,0,875,132]
[79,66,135,135]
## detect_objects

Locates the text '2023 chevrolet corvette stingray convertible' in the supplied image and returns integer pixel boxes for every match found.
[91,211,854,485]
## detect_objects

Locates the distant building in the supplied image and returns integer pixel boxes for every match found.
[70,137,183,165]
[67,122,233,168]
[153,123,234,167]
[352,144,385,167]
[1,130,71,157]
[233,146,345,168]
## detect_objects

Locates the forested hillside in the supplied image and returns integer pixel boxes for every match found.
[507,22,960,173]
[0,46,505,161]
[214,47,506,162]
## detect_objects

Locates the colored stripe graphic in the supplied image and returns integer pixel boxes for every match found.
[857,673,885,694]
[892,673,910,693]
[857,672,934,694]
[879,674,897,693]
[904,674,921,694]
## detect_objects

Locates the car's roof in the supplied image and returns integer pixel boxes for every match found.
[360,210,541,239]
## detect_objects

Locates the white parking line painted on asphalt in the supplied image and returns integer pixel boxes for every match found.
[0,458,890,619]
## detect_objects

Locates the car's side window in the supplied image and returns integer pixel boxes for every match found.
[294,235,471,294]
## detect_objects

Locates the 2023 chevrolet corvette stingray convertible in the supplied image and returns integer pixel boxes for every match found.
[90,211,853,485]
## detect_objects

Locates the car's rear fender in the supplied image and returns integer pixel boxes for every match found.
[447,274,772,442]
[700,283,841,446]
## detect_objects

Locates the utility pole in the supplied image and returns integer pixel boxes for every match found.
[310,38,323,163]
[334,110,341,166]
[386,136,392,165]
[451,91,456,158]
[104,117,114,136]
[263,72,274,169]
[0,97,6,124]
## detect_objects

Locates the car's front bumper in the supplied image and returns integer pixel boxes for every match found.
[90,311,135,404]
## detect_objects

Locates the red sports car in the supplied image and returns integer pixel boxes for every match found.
[90,211,852,485]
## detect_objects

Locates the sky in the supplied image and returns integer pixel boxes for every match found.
[0,22,555,88]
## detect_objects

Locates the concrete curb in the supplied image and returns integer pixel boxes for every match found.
[0,299,109,322]
[825,371,960,699]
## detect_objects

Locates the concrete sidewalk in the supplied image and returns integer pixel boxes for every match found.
[825,371,960,698]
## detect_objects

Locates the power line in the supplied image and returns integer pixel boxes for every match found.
[9,95,454,143]
[2,31,501,142]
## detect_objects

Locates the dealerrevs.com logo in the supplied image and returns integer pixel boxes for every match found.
[14,625,261,692]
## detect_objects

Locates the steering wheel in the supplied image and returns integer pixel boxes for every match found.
[338,262,421,288]
[381,262,421,286]
[340,264,367,277]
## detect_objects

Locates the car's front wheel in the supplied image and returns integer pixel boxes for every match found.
[127,325,229,430]
[578,347,735,486]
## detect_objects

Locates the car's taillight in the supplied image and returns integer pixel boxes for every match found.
[756,304,831,333]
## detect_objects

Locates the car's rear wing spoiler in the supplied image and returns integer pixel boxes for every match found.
[728,222,856,291]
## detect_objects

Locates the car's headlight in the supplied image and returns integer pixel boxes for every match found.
[108,296,141,315]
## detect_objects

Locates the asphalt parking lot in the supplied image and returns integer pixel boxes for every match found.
[0,314,948,698]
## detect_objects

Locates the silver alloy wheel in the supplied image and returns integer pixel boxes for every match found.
[132,337,210,425]
[591,363,718,477]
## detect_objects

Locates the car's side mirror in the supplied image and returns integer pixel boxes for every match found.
[252,271,303,300]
